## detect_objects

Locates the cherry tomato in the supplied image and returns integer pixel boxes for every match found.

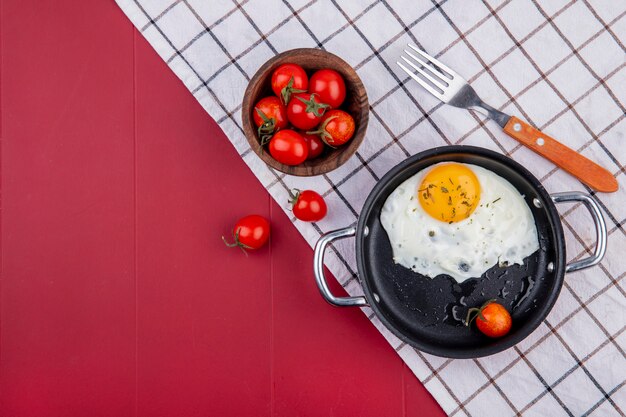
[300,132,325,160]
[466,300,512,338]
[308,109,355,147]
[290,189,327,222]
[271,63,308,104]
[269,129,308,165]
[253,96,288,145]
[287,92,330,130]
[309,69,346,108]
[222,215,270,253]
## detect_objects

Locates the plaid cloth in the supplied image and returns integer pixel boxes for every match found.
[115,0,626,415]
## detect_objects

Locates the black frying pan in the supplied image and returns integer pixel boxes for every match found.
[313,146,607,359]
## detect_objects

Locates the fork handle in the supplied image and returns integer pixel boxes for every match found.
[503,116,618,193]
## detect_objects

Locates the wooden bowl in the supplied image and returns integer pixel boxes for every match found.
[242,48,369,176]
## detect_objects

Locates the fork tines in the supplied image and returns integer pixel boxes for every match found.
[397,44,456,101]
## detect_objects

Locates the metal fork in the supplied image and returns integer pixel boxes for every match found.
[397,44,618,193]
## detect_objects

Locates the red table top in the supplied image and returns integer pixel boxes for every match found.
[0,2,445,416]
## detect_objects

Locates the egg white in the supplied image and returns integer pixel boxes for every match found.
[380,163,539,282]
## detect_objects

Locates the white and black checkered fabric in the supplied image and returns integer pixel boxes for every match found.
[116,1,626,415]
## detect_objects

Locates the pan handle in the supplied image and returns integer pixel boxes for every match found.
[551,192,607,273]
[313,226,369,307]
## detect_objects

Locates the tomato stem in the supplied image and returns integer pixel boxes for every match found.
[306,115,339,148]
[295,93,329,118]
[464,298,497,326]
[288,188,301,208]
[222,229,252,256]
[280,76,306,105]
[255,107,277,146]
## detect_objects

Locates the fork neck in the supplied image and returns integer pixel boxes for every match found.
[470,101,510,128]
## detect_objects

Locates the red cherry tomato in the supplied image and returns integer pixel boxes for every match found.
[309,69,346,108]
[271,63,308,104]
[269,130,308,165]
[253,96,288,145]
[253,96,288,129]
[300,132,325,160]
[222,215,270,252]
[476,302,512,338]
[466,300,512,338]
[287,92,330,130]
[309,109,355,147]
[290,189,327,222]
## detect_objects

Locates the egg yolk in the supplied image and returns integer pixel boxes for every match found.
[418,163,481,223]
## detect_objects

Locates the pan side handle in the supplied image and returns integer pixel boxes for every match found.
[551,192,607,273]
[313,226,369,307]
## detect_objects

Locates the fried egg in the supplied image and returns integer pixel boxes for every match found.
[380,162,539,282]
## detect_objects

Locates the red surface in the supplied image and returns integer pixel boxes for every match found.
[0,1,446,416]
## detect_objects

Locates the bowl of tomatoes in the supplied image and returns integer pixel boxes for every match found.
[242,48,368,176]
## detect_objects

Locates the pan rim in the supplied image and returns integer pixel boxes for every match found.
[355,145,567,359]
